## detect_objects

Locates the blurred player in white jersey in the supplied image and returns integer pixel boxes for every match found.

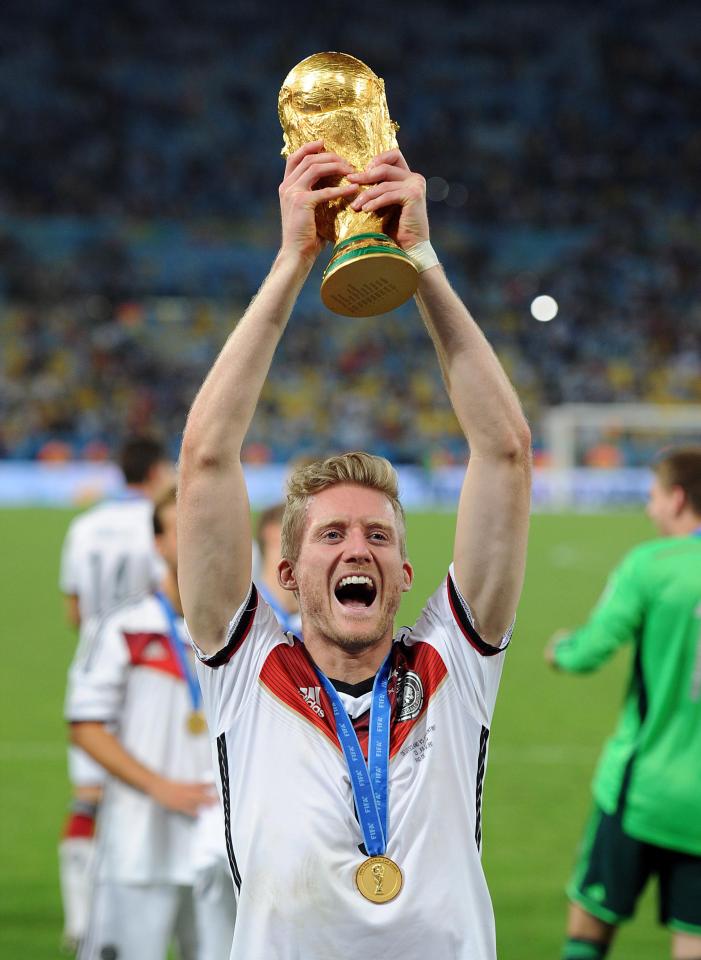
[177,142,532,959]
[58,435,172,952]
[67,486,216,960]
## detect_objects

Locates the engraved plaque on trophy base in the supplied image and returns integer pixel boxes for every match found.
[321,233,418,317]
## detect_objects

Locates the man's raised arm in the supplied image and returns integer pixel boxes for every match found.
[178,142,358,654]
[416,267,531,645]
[349,152,531,646]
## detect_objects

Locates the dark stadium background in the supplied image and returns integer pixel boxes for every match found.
[1,0,699,466]
[0,1,698,956]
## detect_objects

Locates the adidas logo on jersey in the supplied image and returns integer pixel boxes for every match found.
[299,686,325,718]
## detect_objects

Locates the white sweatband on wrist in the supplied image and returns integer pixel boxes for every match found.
[405,240,440,273]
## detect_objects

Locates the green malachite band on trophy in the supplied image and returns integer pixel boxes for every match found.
[332,232,397,254]
[323,245,413,279]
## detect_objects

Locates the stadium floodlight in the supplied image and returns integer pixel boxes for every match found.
[530,295,558,322]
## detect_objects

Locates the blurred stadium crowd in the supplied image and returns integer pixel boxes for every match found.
[1,0,699,464]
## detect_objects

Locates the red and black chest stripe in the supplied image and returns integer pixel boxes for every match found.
[259,638,447,759]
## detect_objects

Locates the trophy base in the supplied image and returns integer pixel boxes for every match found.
[321,233,419,317]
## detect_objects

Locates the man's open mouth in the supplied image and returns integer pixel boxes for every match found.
[334,575,377,609]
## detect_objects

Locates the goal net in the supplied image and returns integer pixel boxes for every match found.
[535,404,701,510]
[543,404,701,469]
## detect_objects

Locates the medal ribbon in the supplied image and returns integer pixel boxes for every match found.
[155,591,202,712]
[315,651,392,856]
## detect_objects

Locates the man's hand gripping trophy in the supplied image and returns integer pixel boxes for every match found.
[278,141,430,274]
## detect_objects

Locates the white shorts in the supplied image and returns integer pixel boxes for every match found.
[195,860,237,960]
[80,882,197,960]
[68,745,107,788]
[192,803,237,958]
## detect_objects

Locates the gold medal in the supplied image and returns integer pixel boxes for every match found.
[186,710,207,735]
[355,856,403,904]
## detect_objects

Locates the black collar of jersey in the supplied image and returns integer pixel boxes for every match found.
[328,675,375,697]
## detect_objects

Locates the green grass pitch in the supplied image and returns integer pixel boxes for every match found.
[0,507,669,957]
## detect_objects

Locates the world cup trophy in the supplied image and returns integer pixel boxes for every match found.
[279,53,419,318]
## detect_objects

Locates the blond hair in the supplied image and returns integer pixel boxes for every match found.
[281,452,406,562]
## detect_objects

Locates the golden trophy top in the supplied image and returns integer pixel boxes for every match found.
[278,52,398,162]
[278,53,399,244]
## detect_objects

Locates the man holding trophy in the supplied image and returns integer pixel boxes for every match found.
[178,54,531,960]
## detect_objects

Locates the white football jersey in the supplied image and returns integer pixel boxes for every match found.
[60,495,163,622]
[61,494,164,787]
[193,566,510,960]
[66,593,213,885]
